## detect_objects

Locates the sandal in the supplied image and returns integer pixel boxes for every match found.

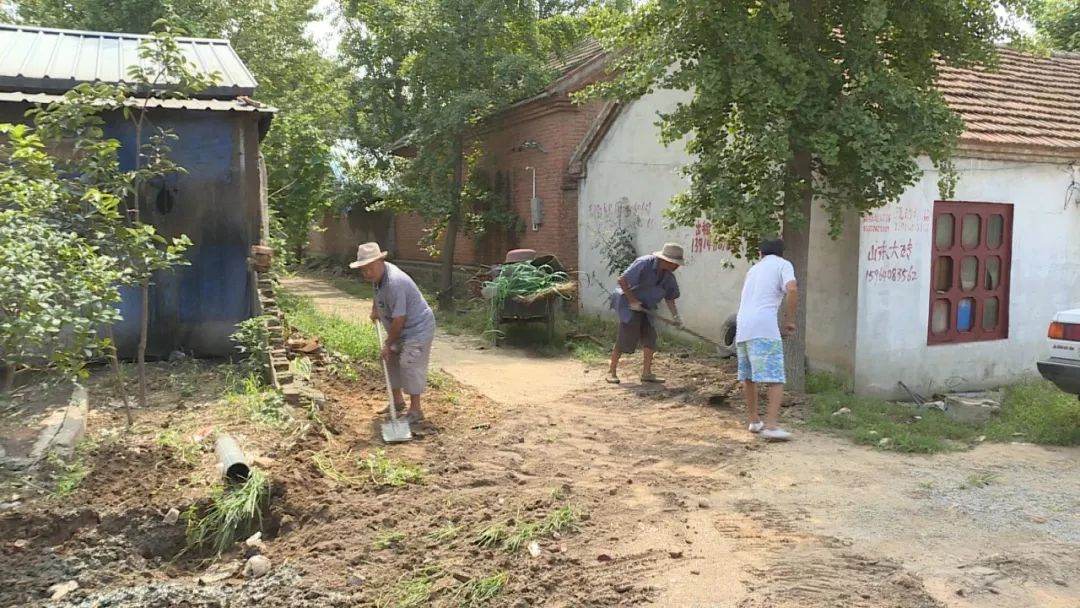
[605,374,621,384]
[640,373,665,384]
[378,402,407,415]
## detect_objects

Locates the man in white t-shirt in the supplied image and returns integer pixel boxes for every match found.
[735,239,798,441]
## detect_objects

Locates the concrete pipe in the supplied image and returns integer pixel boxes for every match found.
[215,434,250,483]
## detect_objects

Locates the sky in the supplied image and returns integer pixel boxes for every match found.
[306,0,343,58]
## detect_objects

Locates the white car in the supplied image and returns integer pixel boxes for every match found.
[1038,309,1080,398]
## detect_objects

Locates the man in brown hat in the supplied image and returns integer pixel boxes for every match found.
[350,242,436,423]
[607,243,685,384]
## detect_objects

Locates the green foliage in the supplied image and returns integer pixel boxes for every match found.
[0,135,124,385]
[1031,0,1080,50]
[157,429,201,465]
[224,372,289,427]
[47,450,90,498]
[185,469,271,555]
[599,228,637,277]
[312,452,363,486]
[230,316,271,378]
[279,292,381,362]
[986,380,1080,445]
[588,0,1025,255]
[361,449,425,487]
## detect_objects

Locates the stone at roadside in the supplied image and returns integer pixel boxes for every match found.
[245,532,264,548]
[943,395,1001,424]
[879,438,892,447]
[48,580,79,600]
[669,551,684,559]
[614,582,633,593]
[698,500,710,509]
[163,508,180,525]
[199,563,239,584]
[527,541,541,557]
[832,407,852,417]
[244,555,272,579]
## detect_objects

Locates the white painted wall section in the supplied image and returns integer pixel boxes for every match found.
[577,88,747,343]
[854,157,1080,397]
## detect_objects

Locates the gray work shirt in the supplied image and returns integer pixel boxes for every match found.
[375,262,436,342]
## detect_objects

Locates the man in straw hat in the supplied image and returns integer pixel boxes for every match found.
[607,243,685,384]
[350,242,437,423]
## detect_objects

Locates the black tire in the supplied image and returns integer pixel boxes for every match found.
[717,314,737,358]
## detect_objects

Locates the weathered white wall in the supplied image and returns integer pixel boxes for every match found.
[577,89,748,343]
[806,207,860,383]
[854,157,1080,397]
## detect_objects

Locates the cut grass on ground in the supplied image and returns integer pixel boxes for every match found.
[808,374,1080,452]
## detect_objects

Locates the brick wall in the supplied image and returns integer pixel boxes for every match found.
[393,95,607,270]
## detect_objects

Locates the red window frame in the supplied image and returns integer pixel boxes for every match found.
[927,201,1013,345]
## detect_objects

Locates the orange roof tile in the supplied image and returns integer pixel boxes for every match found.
[937,48,1080,157]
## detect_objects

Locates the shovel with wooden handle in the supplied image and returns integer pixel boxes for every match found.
[638,306,726,349]
[374,321,412,444]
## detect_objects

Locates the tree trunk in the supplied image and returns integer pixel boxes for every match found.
[437,135,465,312]
[105,326,133,427]
[3,362,14,394]
[782,147,813,392]
[137,278,149,409]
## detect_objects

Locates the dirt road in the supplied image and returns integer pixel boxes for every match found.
[284,275,1080,608]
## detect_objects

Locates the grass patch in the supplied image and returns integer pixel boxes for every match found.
[361,449,425,487]
[373,529,406,549]
[313,452,362,486]
[455,572,508,606]
[474,520,510,548]
[503,522,539,553]
[279,291,380,362]
[808,390,982,454]
[428,523,464,543]
[47,450,89,498]
[185,469,270,555]
[157,430,200,465]
[223,372,289,427]
[986,380,1080,445]
[810,377,1080,452]
[961,470,1001,489]
[541,504,580,534]
[373,567,443,608]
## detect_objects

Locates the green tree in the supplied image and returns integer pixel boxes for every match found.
[342,0,554,309]
[590,0,1028,389]
[0,125,124,392]
[1031,0,1080,50]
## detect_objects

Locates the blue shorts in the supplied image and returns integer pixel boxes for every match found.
[736,339,785,384]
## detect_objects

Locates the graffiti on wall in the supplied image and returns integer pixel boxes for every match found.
[586,197,655,229]
[861,205,931,234]
[690,219,730,254]
[864,238,918,283]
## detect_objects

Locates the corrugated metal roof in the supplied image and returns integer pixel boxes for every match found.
[0,24,258,98]
[0,90,276,113]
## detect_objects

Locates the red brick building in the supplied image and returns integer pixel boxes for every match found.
[391,40,615,271]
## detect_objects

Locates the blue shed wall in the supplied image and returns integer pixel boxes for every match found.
[102,110,265,358]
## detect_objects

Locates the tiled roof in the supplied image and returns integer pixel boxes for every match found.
[0,24,258,98]
[546,37,605,78]
[938,48,1080,156]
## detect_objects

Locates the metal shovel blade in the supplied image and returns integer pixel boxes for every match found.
[381,418,413,443]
